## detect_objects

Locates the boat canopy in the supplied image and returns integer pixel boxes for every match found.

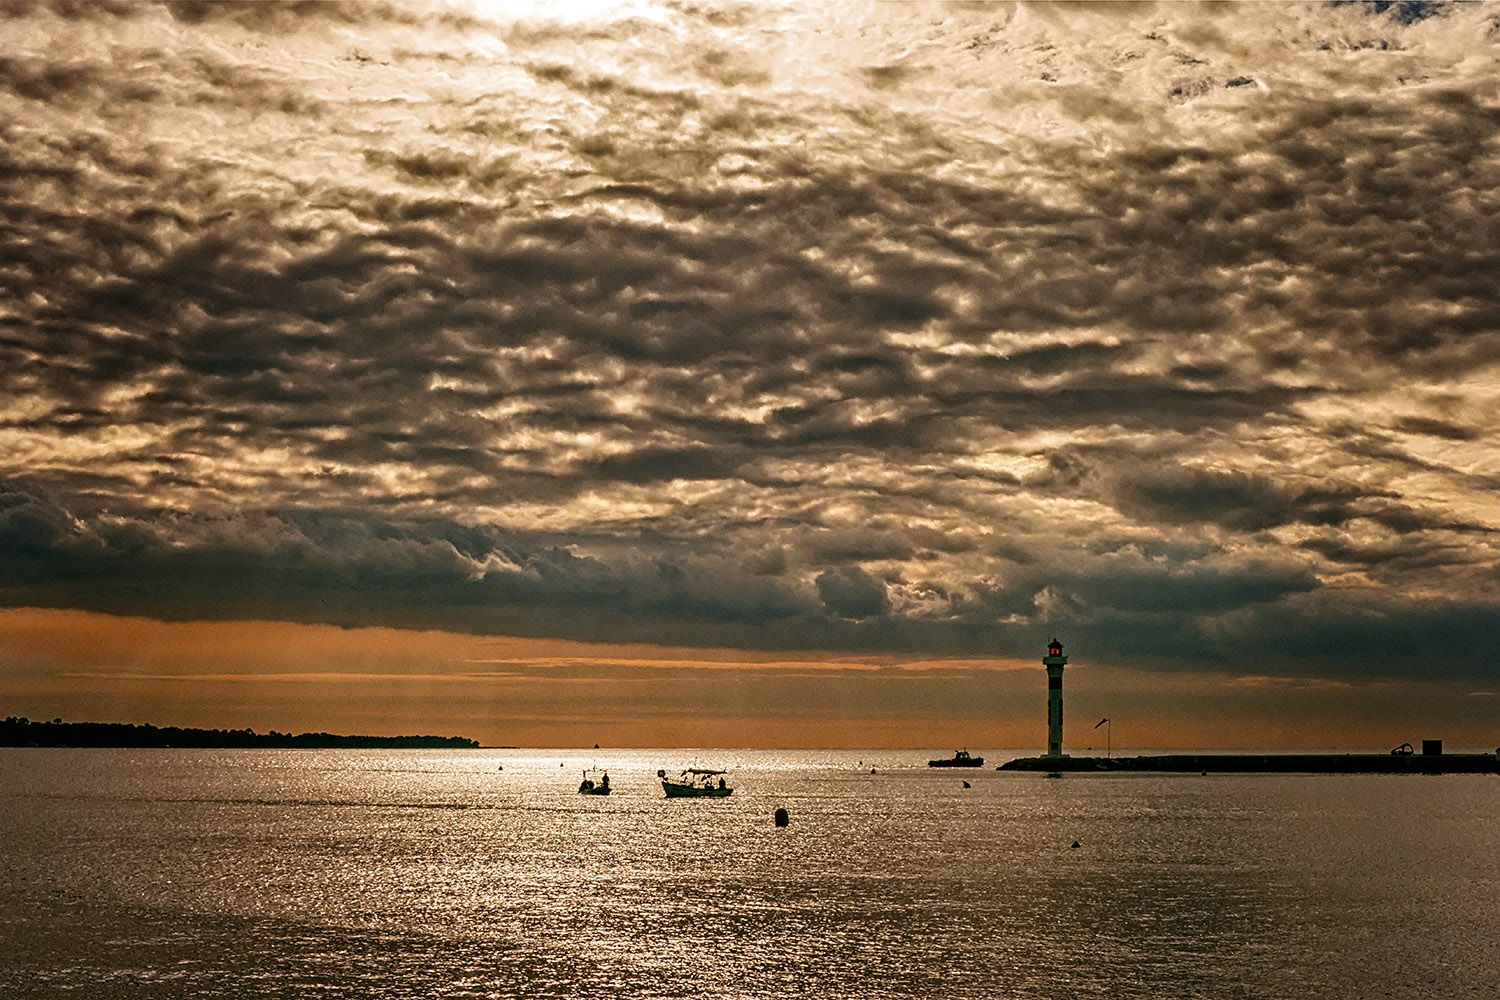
[682,768,726,775]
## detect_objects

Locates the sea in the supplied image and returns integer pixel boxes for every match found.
[2,747,1497,999]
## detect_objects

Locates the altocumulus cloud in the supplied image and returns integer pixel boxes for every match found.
[1,0,1498,680]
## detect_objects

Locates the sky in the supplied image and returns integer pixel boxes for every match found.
[2,0,1498,749]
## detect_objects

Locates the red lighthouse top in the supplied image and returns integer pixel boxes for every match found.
[1043,638,1068,667]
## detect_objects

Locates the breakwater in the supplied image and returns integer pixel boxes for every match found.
[999,752,1500,774]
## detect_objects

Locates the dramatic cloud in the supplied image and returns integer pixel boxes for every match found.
[3,0,1499,695]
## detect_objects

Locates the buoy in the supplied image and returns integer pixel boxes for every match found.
[774,807,789,827]
[1071,841,1081,849]
[870,768,876,774]
[962,780,971,788]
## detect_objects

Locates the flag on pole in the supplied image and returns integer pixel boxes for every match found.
[1094,718,1109,728]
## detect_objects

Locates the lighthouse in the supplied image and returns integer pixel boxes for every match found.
[1043,638,1068,758]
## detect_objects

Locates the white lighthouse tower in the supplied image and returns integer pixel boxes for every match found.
[1043,638,1068,758]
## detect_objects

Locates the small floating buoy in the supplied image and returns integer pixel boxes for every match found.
[962,780,971,788]
[774,807,789,827]
[1071,841,1081,849]
[870,768,876,774]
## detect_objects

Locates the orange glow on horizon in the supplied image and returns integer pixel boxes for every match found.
[2,607,1494,751]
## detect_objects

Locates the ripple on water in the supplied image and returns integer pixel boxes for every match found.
[1,750,1498,999]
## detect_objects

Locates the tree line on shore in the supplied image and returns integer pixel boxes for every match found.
[0,716,480,749]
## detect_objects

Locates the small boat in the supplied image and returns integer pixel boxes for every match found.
[928,749,983,768]
[577,768,610,795]
[658,767,732,798]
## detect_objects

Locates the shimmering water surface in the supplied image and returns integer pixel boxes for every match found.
[2,748,1497,998]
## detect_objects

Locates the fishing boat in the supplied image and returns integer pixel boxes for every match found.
[577,768,610,795]
[657,767,732,798]
[928,749,983,768]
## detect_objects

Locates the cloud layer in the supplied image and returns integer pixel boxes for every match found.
[3,0,1499,682]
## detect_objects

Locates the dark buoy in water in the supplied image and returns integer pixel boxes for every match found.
[1071,840,1081,849]
[774,807,789,827]
[870,767,876,774]
[962,780,971,788]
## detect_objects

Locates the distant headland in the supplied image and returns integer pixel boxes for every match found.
[0,716,479,749]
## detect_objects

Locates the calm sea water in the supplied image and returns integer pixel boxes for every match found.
[1,747,1497,999]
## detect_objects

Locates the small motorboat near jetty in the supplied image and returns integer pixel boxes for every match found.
[658,767,732,797]
[577,768,610,795]
[928,749,983,768]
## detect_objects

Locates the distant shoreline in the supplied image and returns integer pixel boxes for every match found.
[0,716,479,749]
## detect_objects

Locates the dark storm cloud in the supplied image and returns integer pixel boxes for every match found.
[815,566,890,621]
[1203,592,1500,682]
[1296,533,1464,572]
[3,1,1499,681]
[584,445,751,484]
[1113,466,1386,532]
[1393,416,1481,441]
[0,478,817,640]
